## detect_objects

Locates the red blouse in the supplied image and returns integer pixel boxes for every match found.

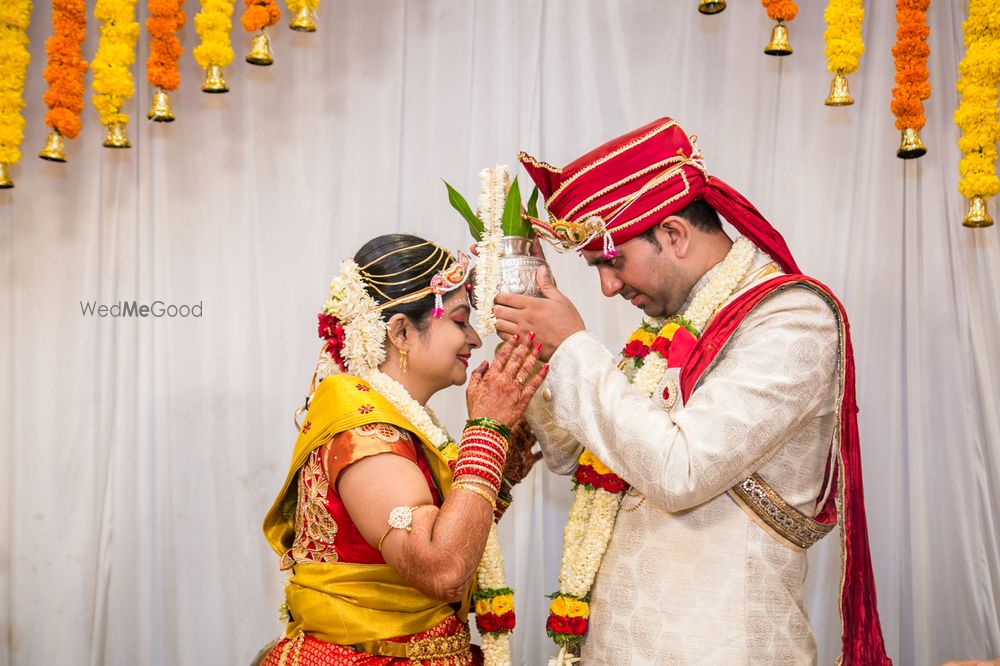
[282,422,442,568]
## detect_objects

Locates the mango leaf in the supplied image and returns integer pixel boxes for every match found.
[526,185,539,220]
[502,177,529,237]
[444,180,483,241]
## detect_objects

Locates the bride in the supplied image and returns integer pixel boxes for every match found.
[260,234,546,665]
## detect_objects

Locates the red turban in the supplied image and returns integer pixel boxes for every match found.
[518,117,800,274]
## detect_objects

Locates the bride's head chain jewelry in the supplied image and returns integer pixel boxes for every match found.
[316,243,472,381]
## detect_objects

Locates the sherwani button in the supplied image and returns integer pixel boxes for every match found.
[542,388,552,402]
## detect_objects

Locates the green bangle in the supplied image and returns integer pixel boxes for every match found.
[465,417,512,440]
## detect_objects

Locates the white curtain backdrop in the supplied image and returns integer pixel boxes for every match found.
[2,1,999,664]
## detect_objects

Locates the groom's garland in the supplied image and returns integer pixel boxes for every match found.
[546,237,757,664]
[315,260,514,666]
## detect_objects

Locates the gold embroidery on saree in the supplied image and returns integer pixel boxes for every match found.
[282,449,339,569]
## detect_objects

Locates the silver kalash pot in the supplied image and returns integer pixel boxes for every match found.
[496,236,550,296]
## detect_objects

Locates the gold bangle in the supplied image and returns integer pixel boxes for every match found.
[454,475,498,492]
[452,482,496,509]
[377,525,395,551]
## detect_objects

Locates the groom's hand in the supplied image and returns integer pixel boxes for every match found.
[493,266,585,360]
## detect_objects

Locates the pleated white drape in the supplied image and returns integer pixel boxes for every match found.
[2,1,998,665]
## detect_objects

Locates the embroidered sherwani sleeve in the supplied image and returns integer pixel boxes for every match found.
[534,288,839,512]
[525,394,584,475]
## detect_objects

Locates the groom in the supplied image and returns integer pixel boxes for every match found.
[493,118,892,664]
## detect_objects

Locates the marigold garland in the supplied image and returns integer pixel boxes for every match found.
[92,0,140,127]
[891,0,931,132]
[241,0,280,32]
[547,239,758,663]
[954,0,1000,201]
[761,0,797,22]
[147,0,185,91]
[0,0,32,167]
[42,0,88,140]
[824,0,865,75]
[285,0,318,14]
[194,0,237,70]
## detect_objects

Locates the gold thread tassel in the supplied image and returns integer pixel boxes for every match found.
[39,129,68,162]
[246,30,274,65]
[698,0,726,14]
[146,89,175,122]
[963,195,994,229]
[764,21,793,56]
[289,6,316,31]
[896,128,926,159]
[201,64,229,93]
[0,164,13,189]
[102,121,131,148]
[824,70,854,106]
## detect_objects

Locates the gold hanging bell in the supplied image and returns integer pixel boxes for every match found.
[824,70,854,106]
[147,89,175,122]
[698,0,726,14]
[0,163,12,189]
[897,128,926,159]
[39,129,68,162]
[289,6,316,32]
[246,30,274,66]
[102,121,131,148]
[963,195,994,228]
[202,64,229,93]
[764,22,792,56]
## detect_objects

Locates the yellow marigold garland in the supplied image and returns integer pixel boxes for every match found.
[824,0,865,75]
[92,0,140,127]
[285,0,318,15]
[194,0,237,70]
[955,0,1000,204]
[43,0,88,140]
[147,0,185,91]
[0,0,32,168]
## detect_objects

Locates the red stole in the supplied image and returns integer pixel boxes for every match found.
[680,274,892,666]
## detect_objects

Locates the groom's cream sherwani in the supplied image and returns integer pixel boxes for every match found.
[527,254,841,665]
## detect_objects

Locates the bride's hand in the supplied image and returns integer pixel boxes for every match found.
[503,420,542,485]
[466,336,548,427]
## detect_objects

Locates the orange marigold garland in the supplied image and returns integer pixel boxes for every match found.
[146,0,185,122]
[40,0,88,163]
[241,0,279,66]
[892,0,931,158]
[761,0,797,56]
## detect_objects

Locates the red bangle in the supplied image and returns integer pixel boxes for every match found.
[455,458,503,478]
[459,445,505,466]
[453,464,501,489]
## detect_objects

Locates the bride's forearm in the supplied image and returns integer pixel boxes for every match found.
[393,487,495,602]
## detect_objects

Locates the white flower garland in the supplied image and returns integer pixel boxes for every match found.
[682,236,756,332]
[359,368,512,666]
[473,165,506,337]
[549,237,758,664]
[321,260,386,374]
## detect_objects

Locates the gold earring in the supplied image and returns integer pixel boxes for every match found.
[398,347,408,374]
